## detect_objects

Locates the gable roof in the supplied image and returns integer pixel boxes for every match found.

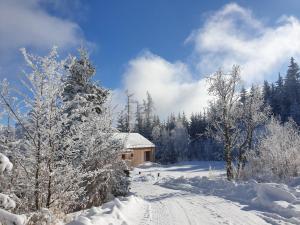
[114,133,155,149]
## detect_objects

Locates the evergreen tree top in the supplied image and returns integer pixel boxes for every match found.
[276,73,284,88]
[286,57,300,81]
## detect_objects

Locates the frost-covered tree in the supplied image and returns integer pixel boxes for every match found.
[207,66,241,180]
[235,86,270,178]
[158,127,176,163]
[62,48,109,128]
[0,48,89,215]
[17,47,85,212]
[171,121,189,161]
[154,119,189,164]
[61,49,128,209]
[245,118,300,182]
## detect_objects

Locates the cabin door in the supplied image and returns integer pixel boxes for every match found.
[144,151,151,161]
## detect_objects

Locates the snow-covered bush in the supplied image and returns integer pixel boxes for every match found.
[0,154,26,225]
[0,153,13,175]
[245,118,300,182]
[0,193,16,210]
[26,208,61,225]
[110,162,130,197]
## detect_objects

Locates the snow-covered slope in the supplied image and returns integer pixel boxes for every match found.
[66,196,148,225]
[67,161,300,225]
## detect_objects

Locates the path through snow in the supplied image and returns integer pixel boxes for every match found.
[67,161,300,225]
[132,182,269,225]
[131,162,269,225]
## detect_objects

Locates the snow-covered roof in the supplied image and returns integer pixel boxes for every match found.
[114,133,155,149]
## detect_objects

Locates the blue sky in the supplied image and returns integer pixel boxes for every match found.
[65,0,300,88]
[2,0,300,117]
[49,0,300,88]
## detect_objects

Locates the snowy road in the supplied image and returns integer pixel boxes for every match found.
[131,164,270,225]
[132,183,269,225]
[68,162,300,225]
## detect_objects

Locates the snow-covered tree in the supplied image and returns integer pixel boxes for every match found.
[235,86,270,178]
[0,47,130,216]
[17,47,85,212]
[207,66,241,180]
[61,49,129,209]
[154,119,189,164]
[245,118,300,182]
[171,121,189,161]
[0,48,89,215]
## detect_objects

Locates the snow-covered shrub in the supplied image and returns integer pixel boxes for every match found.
[0,153,13,175]
[245,118,300,182]
[0,193,16,210]
[0,154,26,225]
[26,208,62,225]
[110,162,130,197]
[0,208,26,225]
[81,132,129,208]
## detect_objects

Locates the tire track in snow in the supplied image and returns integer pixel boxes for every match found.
[132,184,271,224]
[173,199,193,225]
[131,170,271,225]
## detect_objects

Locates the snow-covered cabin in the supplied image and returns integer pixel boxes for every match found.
[115,133,155,167]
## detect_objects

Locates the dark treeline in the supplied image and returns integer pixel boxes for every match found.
[263,57,300,124]
[118,57,300,164]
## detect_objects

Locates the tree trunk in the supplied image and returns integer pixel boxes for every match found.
[225,144,233,180]
[237,148,244,179]
[35,112,42,211]
[46,163,52,208]
[35,145,41,210]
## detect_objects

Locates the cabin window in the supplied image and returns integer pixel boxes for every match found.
[122,154,125,160]
[131,153,134,158]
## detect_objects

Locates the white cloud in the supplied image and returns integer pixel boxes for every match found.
[0,0,84,77]
[187,3,300,84]
[123,51,210,119]
[120,3,300,118]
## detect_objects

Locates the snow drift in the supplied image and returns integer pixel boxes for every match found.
[156,176,300,224]
[0,208,26,225]
[66,195,148,225]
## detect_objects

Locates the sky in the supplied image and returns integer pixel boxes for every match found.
[2,0,300,119]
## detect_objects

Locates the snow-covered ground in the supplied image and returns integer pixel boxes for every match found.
[67,161,300,225]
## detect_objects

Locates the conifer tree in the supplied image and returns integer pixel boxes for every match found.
[62,48,128,208]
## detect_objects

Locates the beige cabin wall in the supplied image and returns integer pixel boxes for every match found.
[120,147,155,168]
[132,147,155,167]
